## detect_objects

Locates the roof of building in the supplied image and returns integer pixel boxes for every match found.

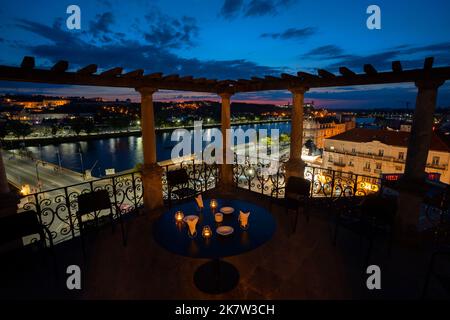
[329,128,450,152]
[316,116,338,124]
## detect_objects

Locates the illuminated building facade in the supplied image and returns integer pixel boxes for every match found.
[303,116,356,150]
[323,128,450,184]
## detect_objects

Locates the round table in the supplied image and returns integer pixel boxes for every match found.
[153,198,276,294]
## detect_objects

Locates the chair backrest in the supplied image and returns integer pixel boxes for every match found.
[0,210,44,245]
[167,168,190,187]
[285,176,311,199]
[77,189,112,216]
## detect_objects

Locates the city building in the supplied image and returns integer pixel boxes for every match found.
[323,128,450,184]
[303,115,356,150]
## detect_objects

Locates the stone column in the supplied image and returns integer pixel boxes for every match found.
[0,150,9,194]
[403,80,444,184]
[136,87,164,212]
[285,87,308,179]
[219,92,234,190]
[397,79,444,234]
[0,150,19,217]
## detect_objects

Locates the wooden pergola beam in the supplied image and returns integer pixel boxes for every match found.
[317,69,335,79]
[144,72,163,80]
[77,64,97,75]
[162,74,180,81]
[179,76,193,81]
[281,73,299,80]
[236,67,450,92]
[51,61,69,73]
[364,64,378,75]
[21,56,35,69]
[100,67,123,77]
[297,71,319,81]
[392,61,403,73]
[339,67,356,77]
[424,57,434,71]
[264,75,281,81]
[123,69,144,78]
[1,56,450,94]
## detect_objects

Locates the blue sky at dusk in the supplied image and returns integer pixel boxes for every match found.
[1,0,450,108]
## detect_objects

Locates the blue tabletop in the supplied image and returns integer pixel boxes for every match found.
[153,199,276,259]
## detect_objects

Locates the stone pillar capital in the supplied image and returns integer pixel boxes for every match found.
[288,86,309,95]
[415,79,445,90]
[135,87,158,96]
[218,91,233,99]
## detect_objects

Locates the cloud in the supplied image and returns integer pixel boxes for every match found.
[143,12,199,49]
[220,0,244,19]
[13,18,282,80]
[261,27,316,40]
[16,19,82,46]
[219,0,296,18]
[89,12,115,40]
[244,0,277,16]
[301,42,450,72]
[300,45,346,59]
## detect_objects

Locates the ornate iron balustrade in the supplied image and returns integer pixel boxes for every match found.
[161,159,219,200]
[17,160,219,245]
[233,155,287,198]
[18,171,143,245]
[17,156,381,245]
[232,155,382,199]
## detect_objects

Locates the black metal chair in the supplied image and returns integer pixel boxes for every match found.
[423,186,450,245]
[422,246,450,298]
[0,210,56,274]
[166,168,200,207]
[77,189,126,259]
[333,194,397,266]
[272,176,311,233]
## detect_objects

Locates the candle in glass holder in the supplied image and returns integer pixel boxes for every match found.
[202,225,212,239]
[174,210,184,223]
[210,199,218,211]
[214,212,223,223]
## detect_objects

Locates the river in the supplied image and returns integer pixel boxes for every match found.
[21,122,293,177]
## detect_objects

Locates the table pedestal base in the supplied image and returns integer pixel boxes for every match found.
[193,259,239,294]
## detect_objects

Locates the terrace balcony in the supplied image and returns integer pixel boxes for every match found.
[1,56,450,300]
[1,159,449,299]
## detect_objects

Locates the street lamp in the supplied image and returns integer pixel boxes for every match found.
[56,149,62,171]
[35,161,42,192]
[78,146,85,179]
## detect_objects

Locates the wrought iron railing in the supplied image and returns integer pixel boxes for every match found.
[17,161,219,245]
[232,155,382,199]
[17,156,381,245]
[18,171,143,245]
[161,159,220,200]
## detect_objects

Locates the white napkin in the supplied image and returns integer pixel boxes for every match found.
[239,211,250,227]
[195,194,204,208]
[186,215,199,235]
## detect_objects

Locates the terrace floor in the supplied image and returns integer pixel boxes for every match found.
[1,188,449,300]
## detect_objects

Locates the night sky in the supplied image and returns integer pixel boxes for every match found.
[1,0,450,108]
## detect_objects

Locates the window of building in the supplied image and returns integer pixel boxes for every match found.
[351,148,356,154]
[349,160,354,167]
[378,149,384,156]
[328,155,333,162]
[364,162,371,169]
[376,163,382,170]
[395,166,403,171]
[432,156,440,165]
[398,152,404,160]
